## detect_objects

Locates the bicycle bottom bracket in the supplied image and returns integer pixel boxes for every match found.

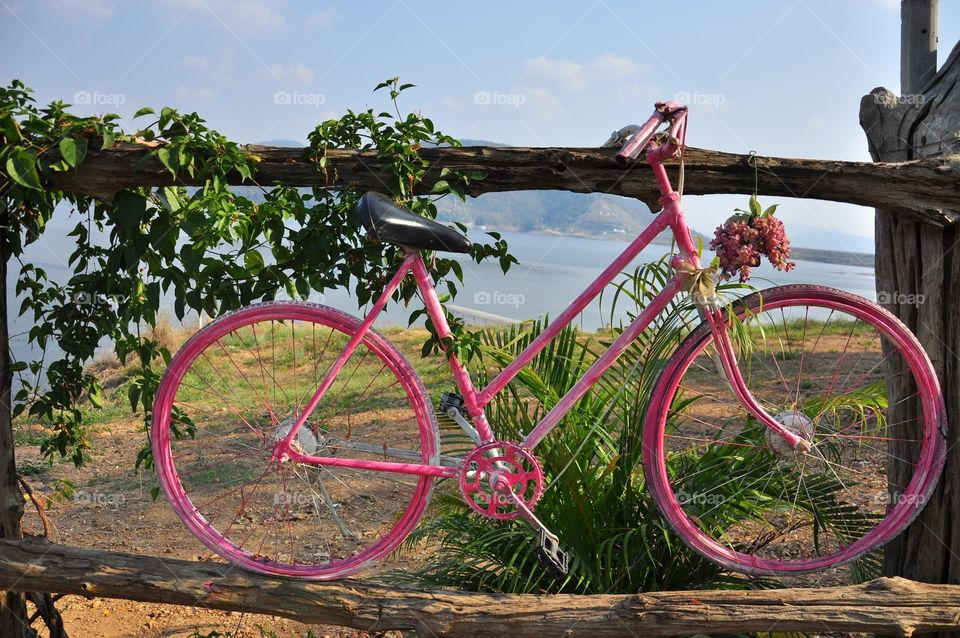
[459,442,543,520]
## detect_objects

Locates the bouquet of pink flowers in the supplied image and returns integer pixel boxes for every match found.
[710,195,795,282]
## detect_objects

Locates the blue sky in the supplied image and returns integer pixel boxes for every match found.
[2,0,958,247]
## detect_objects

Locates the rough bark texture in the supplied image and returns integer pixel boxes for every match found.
[860,33,960,599]
[901,0,940,93]
[0,209,31,636]
[0,538,958,638]
[48,142,960,227]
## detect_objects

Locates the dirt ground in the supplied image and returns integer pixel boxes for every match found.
[16,416,397,638]
[11,318,901,636]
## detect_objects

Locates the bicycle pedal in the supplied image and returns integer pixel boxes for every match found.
[533,529,569,578]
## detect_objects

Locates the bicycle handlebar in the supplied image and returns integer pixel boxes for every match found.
[614,101,688,165]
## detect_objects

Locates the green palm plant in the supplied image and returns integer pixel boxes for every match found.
[392,258,882,593]
[392,259,745,593]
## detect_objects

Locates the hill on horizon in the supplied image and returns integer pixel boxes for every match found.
[246,138,874,259]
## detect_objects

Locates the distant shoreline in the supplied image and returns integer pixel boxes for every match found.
[486,228,874,269]
[789,247,873,268]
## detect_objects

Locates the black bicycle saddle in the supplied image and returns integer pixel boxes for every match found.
[356,191,472,253]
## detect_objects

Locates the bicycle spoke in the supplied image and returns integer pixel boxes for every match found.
[652,289,941,576]
[155,304,436,578]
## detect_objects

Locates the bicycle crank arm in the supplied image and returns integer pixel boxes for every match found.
[496,477,569,578]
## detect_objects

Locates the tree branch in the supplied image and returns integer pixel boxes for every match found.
[49,143,960,227]
[1,538,959,637]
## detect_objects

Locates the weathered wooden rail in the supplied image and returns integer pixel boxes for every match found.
[0,538,957,637]
[50,143,960,227]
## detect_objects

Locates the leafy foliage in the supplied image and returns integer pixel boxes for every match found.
[394,260,748,593]
[0,77,514,467]
[394,258,883,593]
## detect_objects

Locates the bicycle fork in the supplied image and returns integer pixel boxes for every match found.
[704,307,812,453]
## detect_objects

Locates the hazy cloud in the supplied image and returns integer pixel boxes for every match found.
[162,0,287,35]
[54,0,116,22]
[526,56,587,90]
[259,62,315,84]
[176,84,215,102]
[594,52,645,77]
[523,87,563,119]
[306,7,337,29]
[526,53,646,90]
[180,55,210,69]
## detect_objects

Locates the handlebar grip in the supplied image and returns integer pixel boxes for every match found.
[614,114,663,165]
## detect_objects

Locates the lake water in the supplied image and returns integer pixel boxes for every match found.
[7,228,876,368]
[315,231,876,330]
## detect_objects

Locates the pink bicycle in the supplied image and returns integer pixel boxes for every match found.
[152,102,946,580]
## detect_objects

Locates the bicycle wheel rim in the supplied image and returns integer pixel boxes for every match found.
[644,286,946,575]
[152,302,439,579]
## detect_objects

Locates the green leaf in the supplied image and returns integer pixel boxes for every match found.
[156,147,176,177]
[236,162,252,182]
[59,137,88,168]
[89,385,103,409]
[128,384,141,412]
[150,486,160,501]
[5,149,42,190]
[1,113,24,143]
[762,203,779,217]
[133,107,155,118]
[430,180,449,194]
[101,130,116,150]
[243,249,265,274]
[748,194,761,217]
[112,191,147,235]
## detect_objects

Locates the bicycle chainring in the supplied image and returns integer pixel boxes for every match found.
[459,442,544,520]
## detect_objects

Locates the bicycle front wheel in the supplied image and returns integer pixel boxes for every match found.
[152,301,440,579]
[644,285,946,576]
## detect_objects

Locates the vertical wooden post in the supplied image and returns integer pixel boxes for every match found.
[901,0,939,94]
[0,209,32,636]
[862,7,960,638]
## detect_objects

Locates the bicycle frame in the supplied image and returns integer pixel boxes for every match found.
[279,108,808,479]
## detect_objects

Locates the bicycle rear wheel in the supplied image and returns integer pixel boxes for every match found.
[152,301,439,579]
[644,285,946,576]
